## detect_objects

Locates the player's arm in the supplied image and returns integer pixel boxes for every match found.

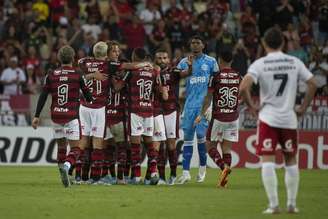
[295,77,317,117]
[32,75,50,129]
[79,74,94,103]
[179,55,194,78]
[108,61,152,77]
[194,75,214,124]
[239,74,258,117]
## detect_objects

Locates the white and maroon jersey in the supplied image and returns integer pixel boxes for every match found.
[247,51,313,129]
[78,57,110,108]
[161,66,181,114]
[107,84,127,126]
[124,66,160,117]
[209,67,241,122]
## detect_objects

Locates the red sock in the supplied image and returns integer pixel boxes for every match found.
[223,153,232,167]
[65,147,81,166]
[57,147,67,165]
[145,142,158,174]
[131,143,141,177]
[168,149,177,177]
[90,149,104,180]
[117,143,127,180]
[158,145,166,179]
[208,147,224,170]
[102,148,110,177]
[82,148,92,181]
[124,147,131,178]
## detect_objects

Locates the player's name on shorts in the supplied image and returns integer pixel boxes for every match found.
[107,109,118,114]
[140,71,153,77]
[220,108,235,113]
[140,101,151,107]
[54,107,69,112]
[220,79,239,84]
[263,65,296,72]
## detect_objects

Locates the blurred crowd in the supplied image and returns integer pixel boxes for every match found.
[0,0,327,96]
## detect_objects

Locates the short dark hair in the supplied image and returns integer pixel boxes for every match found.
[155,48,168,55]
[219,49,233,63]
[58,45,75,64]
[189,35,205,44]
[263,27,284,50]
[133,47,147,60]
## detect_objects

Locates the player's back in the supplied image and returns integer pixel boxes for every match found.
[126,66,158,117]
[212,67,241,122]
[161,66,180,114]
[46,66,81,124]
[78,57,109,108]
[248,51,310,128]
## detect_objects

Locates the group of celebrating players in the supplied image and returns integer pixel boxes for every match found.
[32,27,317,214]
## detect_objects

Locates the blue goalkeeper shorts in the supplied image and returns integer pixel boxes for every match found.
[181,107,208,141]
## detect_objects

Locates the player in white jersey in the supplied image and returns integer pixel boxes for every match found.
[239,28,317,214]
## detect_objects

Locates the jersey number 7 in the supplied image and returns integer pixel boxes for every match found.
[273,73,288,96]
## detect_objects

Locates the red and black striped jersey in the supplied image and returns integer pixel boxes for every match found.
[106,83,127,126]
[124,66,160,117]
[43,66,90,124]
[161,66,181,114]
[78,57,110,108]
[209,67,241,122]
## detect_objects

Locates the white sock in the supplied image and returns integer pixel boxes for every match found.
[261,162,279,208]
[285,165,299,207]
[199,166,206,175]
[183,170,190,177]
[63,161,71,170]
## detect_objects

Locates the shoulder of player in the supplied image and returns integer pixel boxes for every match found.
[203,54,217,63]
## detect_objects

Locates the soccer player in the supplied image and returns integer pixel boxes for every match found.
[154,49,191,185]
[103,41,129,185]
[77,41,110,184]
[177,35,219,184]
[112,48,163,185]
[32,45,93,187]
[239,28,317,214]
[195,49,241,188]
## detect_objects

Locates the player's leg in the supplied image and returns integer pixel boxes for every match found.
[143,116,159,185]
[257,121,281,214]
[78,105,92,182]
[219,119,239,187]
[113,122,128,184]
[102,135,116,183]
[89,106,106,184]
[178,110,197,184]
[195,116,209,183]
[129,113,144,184]
[164,111,178,185]
[157,143,167,184]
[280,129,299,213]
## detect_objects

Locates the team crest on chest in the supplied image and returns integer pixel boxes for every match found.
[201,64,208,71]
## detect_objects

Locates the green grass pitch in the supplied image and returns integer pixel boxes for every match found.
[0,167,327,219]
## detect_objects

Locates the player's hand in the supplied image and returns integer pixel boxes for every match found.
[136,62,153,70]
[194,115,202,126]
[295,105,306,118]
[204,107,212,122]
[32,117,40,129]
[187,55,194,66]
[248,105,259,118]
[93,71,107,81]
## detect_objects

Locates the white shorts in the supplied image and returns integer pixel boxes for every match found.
[207,118,239,142]
[105,121,126,142]
[79,105,106,138]
[53,119,80,140]
[153,114,167,142]
[164,111,178,139]
[130,113,153,137]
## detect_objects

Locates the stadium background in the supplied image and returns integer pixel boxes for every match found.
[0,1,327,219]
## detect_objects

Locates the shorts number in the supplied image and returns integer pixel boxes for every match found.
[137,79,152,100]
[58,84,68,105]
[218,87,238,108]
[273,74,288,96]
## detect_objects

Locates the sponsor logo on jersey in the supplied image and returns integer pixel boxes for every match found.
[201,64,209,71]
[54,107,68,112]
[190,76,206,84]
